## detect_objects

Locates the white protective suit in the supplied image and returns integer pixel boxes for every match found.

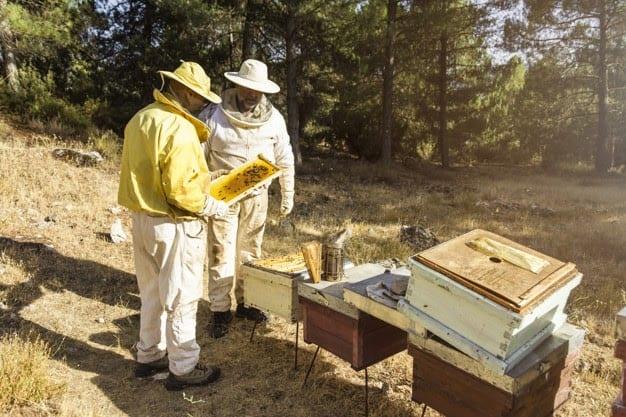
[131,213,206,375]
[200,92,295,312]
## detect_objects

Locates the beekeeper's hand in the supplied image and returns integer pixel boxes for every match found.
[201,196,229,219]
[210,169,230,182]
[280,191,294,216]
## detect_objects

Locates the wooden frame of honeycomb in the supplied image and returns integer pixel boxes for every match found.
[208,154,282,205]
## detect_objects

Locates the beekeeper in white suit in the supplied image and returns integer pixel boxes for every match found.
[200,59,295,338]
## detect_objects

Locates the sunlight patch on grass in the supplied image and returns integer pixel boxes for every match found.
[0,333,64,412]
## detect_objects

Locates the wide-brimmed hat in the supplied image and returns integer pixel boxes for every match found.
[158,61,221,104]
[224,59,280,94]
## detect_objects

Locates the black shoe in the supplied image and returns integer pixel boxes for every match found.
[164,363,221,391]
[135,355,168,378]
[210,310,232,339]
[236,303,267,322]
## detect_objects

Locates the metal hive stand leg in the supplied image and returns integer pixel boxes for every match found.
[364,367,369,417]
[302,345,320,388]
[249,319,259,343]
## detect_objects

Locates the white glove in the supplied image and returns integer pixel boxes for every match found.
[201,196,229,219]
[210,169,230,181]
[280,191,294,216]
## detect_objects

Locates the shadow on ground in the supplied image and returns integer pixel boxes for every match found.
[0,237,420,417]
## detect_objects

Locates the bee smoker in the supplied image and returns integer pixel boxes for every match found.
[322,228,351,282]
[322,243,344,282]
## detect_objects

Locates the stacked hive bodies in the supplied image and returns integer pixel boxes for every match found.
[399,229,582,374]
[398,229,584,416]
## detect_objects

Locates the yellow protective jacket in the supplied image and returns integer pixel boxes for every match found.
[118,89,211,220]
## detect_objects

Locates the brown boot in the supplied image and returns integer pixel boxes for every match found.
[164,363,221,391]
[135,355,168,379]
[236,303,267,322]
[210,310,233,339]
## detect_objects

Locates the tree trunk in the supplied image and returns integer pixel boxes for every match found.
[241,0,258,61]
[438,31,449,168]
[595,0,610,173]
[381,0,397,166]
[286,1,302,165]
[0,0,18,92]
[142,1,155,47]
[142,1,155,97]
[228,17,234,69]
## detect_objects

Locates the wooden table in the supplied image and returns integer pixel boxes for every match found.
[298,264,408,416]
[341,267,432,416]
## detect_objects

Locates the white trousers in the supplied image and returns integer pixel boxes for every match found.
[207,192,268,312]
[131,212,206,376]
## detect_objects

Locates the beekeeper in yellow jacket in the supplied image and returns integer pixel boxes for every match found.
[118,61,228,390]
[199,59,295,338]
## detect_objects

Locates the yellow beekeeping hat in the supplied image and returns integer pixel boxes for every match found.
[158,61,222,104]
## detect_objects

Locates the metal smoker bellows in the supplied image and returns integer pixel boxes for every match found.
[322,228,351,282]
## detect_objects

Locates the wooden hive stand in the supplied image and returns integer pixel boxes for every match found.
[613,308,626,417]
[299,264,409,417]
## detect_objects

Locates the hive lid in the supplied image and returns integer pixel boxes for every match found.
[414,229,578,313]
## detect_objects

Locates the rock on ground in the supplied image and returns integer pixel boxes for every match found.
[399,225,439,251]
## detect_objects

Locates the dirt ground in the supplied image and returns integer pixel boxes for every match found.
[0,119,624,417]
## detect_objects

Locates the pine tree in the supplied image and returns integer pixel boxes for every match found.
[506,0,626,172]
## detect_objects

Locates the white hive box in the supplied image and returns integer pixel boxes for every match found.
[242,254,310,322]
[401,229,582,374]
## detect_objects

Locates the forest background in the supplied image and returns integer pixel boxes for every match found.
[1,2,626,416]
[0,0,625,172]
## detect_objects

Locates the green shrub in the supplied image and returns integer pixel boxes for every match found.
[0,66,91,138]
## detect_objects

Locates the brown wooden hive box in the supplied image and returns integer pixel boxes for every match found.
[615,399,626,417]
[408,323,584,417]
[300,297,407,370]
[613,339,626,417]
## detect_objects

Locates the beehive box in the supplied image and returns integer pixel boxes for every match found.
[614,341,626,417]
[299,263,408,370]
[300,297,407,370]
[209,155,282,205]
[408,323,584,417]
[241,254,309,322]
[613,310,626,417]
[401,229,582,374]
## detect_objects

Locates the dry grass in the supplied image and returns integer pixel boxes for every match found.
[88,130,121,161]
[0,117,625,416]
[0,332,65,413]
